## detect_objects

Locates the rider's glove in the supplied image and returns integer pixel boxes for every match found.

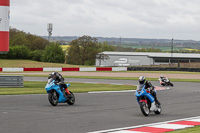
[54,81,59,85]
[150,86,155,91]
[57,82,62,85]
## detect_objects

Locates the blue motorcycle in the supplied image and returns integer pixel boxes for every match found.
[135,84,161,116]
[45,78,75,106]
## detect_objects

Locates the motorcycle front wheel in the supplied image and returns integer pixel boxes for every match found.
[140,102,150,116]
[170,83,174,87]
[48,91,58,106]
[154,104,162,114]
[66,91,75,105]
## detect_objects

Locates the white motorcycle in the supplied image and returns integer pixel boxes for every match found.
[158,77,174,87]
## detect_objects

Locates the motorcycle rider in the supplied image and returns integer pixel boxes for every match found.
[160,75,167,82]
[139,76,160,105]
[48,72,72,98]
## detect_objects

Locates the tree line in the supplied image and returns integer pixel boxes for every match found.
[0,28,65,63]
[0,28,115,65]
[2,27,192,66]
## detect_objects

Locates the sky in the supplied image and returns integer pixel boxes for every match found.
[10,0,200,40]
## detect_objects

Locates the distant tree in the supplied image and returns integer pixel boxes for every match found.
[9,27,48,50]
[41,43,65,63]
[31,50,44,61]
[67,35,100,65]
[26,34,48,50]
[9,30,28,46]
[98,42,115,51]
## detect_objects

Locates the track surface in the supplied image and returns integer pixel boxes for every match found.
[1,78,200,133]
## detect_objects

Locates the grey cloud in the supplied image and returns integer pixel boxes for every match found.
[10,0,200,40]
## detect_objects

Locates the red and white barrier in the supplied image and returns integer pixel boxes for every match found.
[43,68,62,72]
[112,67,127,71]
[0,67,127,72]
[80,67,96,71]
[0,0,10,54]
[2,68,23,72]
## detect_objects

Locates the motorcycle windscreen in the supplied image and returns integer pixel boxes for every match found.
[136,84,145,92]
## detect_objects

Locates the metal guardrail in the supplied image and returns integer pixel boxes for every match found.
[0,76,24,87]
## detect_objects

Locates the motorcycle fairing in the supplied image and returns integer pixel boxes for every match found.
[135,85,155,103]
[45,79,70,103]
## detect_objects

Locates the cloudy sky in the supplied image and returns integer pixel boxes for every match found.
[10,0,200,40]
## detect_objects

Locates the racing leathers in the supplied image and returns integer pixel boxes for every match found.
[144,80,160,105]
[48,72,72,98]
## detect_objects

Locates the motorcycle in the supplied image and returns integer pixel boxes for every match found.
[158,77,174,87]
[135,85,162,116]
[45,78,75,106]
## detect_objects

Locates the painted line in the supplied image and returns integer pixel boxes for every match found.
[128,127,175,132]
[88,90,136,94]
[109,131,147,133]
[149,123,193,129]
[88,116,200,133]
[88,86,168,94]
[169,121,200,125]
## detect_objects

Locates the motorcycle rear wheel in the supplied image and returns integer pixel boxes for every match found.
[48,91,58,106]
[140,102,150,116]
[66,91,75,105]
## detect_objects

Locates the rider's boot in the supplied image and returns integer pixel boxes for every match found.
[65,88,73,98]
[155,99,161,106]
[154,95,161,105]
[63,91,68,99]
[60,87,68,98]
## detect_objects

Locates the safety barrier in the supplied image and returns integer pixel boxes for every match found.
[0,75,23,87]
[128,67,200,72]
[0,67,128,72]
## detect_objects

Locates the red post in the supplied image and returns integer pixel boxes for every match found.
[0,0,10,54]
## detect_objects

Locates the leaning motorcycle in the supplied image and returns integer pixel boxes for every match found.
[158,77,174,87]
[135,85,162,116]
[45,78,75,106]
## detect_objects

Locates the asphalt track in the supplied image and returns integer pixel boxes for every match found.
[0,77,200,133]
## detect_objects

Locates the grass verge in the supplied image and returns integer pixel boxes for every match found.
[0,59,87,68]
[170,125,200,133]
[0,73,199,82]
[0,81,136,95]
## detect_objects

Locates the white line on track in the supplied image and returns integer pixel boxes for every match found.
[88,90,136,94]
[88,86,169,94]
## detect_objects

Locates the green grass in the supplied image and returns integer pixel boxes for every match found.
[0,81,136,95]
[62,76,200,83]
[0,73,199,82]
[0,59,88,68]
[170,125,200,133]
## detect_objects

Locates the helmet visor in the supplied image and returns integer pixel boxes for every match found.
[139,80,145,84]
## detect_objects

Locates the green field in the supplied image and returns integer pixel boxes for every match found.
[0,81,136,95]
[123,45,185,51]
[122,45,200,52]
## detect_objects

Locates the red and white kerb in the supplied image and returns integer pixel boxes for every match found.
[0,0,10,54]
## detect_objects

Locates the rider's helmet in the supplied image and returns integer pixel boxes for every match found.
[160,75,164,78]
[50,72,57,79]
[139,76,146,85]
